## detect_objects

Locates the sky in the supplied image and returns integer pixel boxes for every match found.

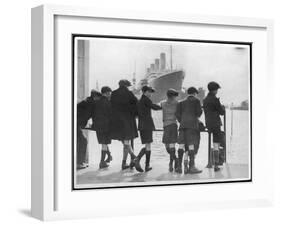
[78,37,250,105]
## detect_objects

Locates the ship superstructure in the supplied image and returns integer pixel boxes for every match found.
[135,47,185,103]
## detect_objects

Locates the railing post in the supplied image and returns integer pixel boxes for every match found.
[206,131,213,168]
[223,110,227,163]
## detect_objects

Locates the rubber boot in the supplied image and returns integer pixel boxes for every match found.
[174,157,179,173]
[121,160,130,170]
[99,151,109,169]
[122,145,137,170]
[129,153,136,169]
[128,148,137,163]
[188,153,202,174]
[174,149,179,172]
[105,150,113,163]
[134,148,146,172]
[213,150,220,172]
[170,148,178,172]
[145,151,152,172]
[177,149,184,174]
[129,152,138,170]
[121,146,130,170]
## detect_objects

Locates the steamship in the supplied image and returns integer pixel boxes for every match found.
[134,47,185,103]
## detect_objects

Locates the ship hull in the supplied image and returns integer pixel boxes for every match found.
[148,70,185,103]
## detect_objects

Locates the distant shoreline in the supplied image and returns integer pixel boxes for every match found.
[228,107,249,111]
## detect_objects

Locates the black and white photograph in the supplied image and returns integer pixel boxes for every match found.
[73,35,251,189]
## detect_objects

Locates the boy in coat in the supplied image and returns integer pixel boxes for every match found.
[203,82,225,172]
[134,85,162,172]
[110,79,140,170]
[76,90,101,169]
[92,86,113,169]
[176,87,202,174]
[160,89,179,172]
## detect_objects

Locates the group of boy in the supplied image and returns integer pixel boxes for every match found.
[77,79,225,174]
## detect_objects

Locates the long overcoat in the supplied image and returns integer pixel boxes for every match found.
[110,86,138,140]
[203,92,225,129]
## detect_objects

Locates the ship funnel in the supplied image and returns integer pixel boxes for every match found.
[155,58,160,71]
[150,63,155,71]
[160,53,166,70]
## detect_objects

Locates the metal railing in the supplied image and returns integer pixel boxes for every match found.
[152,110,226,168]
[84,111,227,168]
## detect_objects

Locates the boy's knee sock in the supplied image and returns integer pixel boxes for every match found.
[184,150,189,160]
[123,146,129,161]
[178,149,184,165]
[183,150,188,164]
[214,150,219,164]
[103,145,110,157]
[170,148,176,161]
[213,143,220,165]
[189,154,195,168]
[145,150,151,166]
[100,150,107,162]
[106,148,111,156]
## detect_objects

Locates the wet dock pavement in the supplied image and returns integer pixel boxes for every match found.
[76,162,249,188]
[75,122,250,188]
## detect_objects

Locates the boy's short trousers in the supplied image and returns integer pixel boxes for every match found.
[208,127,222,143]
[162,123,178,144]
[178,128,200,146]
[178,128,201,154]
[96,131,111,144]
[139,130,153,144]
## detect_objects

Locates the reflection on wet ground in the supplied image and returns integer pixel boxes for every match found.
[76,161,249,188]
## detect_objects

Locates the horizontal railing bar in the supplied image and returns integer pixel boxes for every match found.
[82,127,210,133]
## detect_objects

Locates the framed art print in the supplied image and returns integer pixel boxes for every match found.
[72,35,252,190]
[31,4,274,220]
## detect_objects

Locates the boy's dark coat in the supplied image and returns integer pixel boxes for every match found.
[138,95,161,131]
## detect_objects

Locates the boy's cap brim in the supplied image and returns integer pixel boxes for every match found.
[167,89,179,96]
[142,85,155,93]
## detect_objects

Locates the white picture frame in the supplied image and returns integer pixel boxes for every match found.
[31,4,274,221]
